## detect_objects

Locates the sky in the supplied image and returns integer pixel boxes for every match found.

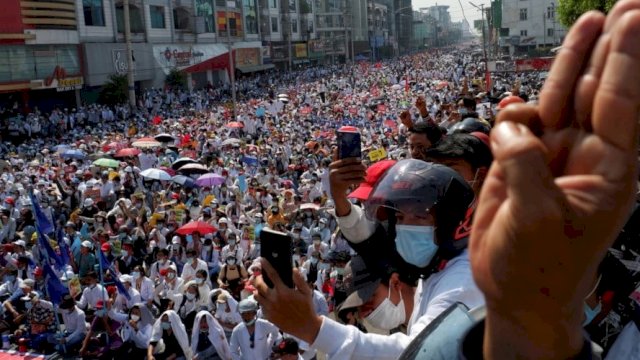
[411,0,490,25]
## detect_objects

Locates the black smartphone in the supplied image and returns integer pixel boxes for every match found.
[337,129,362,159]
[260,228,294,288]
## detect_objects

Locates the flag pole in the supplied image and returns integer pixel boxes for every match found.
[95,245,110,345]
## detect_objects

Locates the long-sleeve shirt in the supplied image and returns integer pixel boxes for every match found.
[59,307,87,342]
[133,276,155,303]
[77,284,108,310]
[229,319,281,360]
[109,310,152,349]
[181,259,209,283]
[311,250,485,360]
[331,203,375,244]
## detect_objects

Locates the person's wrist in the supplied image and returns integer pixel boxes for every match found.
[484,302,584,359]
[301,315,324,345]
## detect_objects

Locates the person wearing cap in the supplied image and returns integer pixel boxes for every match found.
[213,290,242,340]
[305,233,329,261]
[76,271,108,311]
[64,221,82,259]
[229,298,281,360]
[0,208,17,243]
[0,266,23,302]
[79,197,99,218]
[217,255,248,299]
[115,274,142,312]
[221,232,244,264]
[72,239,97,278]
[79,298,121,358]
[116,241,142,275]
[49,294,87,354]
[13,291,54,352]
[310,217,331,244]
[154,264,184,312]
[267,205,285,229]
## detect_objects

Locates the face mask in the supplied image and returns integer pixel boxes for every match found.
[295,222,303,227]
[186,292,196,300]
[131,271,140,280]
[25,302,33,310]
[318,223,326,229]
[459,108,469,116]
[161,321,172,330]
[167,273,176,280]
[244,317,257,326]
[583,302,602,326]
[227,259,236,266]
[365,286,406,330]
[203,245,212,251]
[319,262,330,271]
[293,233,300,240]
[136,204,142,209]
[96,309,106,317]
[335,267,345,276]
[186,235,193,243]
[130,314,140,322]
[196,278,204,285]
[5,276,15,283]
[310,257,318,265]
[395,225,438,268]
[186,256,193,262]
[200,327,209,334]
[229,240,236,246]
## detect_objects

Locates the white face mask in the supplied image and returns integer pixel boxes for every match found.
[186,292,196,300]
[130,314,140,322]
[365,286,405,330]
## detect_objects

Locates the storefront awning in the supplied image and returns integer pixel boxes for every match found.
[181,52,232,74]
[236,64,275,73]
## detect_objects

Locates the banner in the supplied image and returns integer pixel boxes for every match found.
[368,148,387,162]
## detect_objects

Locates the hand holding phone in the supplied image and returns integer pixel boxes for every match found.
[337,126,362,160]
[260,228,294,288]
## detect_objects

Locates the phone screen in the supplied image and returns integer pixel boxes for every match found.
[337,130,362,159]
[260,229,294,288]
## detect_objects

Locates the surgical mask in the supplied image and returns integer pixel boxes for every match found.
[293,233,300,240]
[335,267,345,276]
[310,257,319,265]
[25,301,33,310]
[130,314,140,322]
[583,302,602,326]
[96,309,106,317]
[228,240,236,246]
[131,271,140,280]
[186,235,193,243]
[196,278,204,285]
[186,292,196,300]
[200,327,209,334]
[203,245,212,251]
[161,321,171,330]
[365,287,406,330]
[227,259,236,265]
[318,223,326,229]
[459,108,469,116]
[395,225,438,268]
[295,222,303,227]
[244,317,257,326]
[135,203,142,209]
[318,262,330,271]
[313,240,321,246]
[167,272,176,280]
[467,169,481,189]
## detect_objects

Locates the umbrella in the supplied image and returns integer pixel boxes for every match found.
[132,137,161,148]
[114,148,141,158]
[176,221,217,235]
[105,141,128,151]
[178,163,209,174]
[140,168,172,181]
[53,144,71,152]
[172,175,198,188]
[93,158,120,168]
[196,173,226,187]
[159,166,176,176]
[221,138,241,146]
[60,149,86,160]
[154,133,175,143]
[171,157,198,170]
[300,203,320,211]
[226,122,244,129]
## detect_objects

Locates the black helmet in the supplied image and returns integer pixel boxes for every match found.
[449,118,491,135]
[365,159,475,261]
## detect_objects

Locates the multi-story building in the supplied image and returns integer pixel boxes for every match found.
[499,0,566,54]
[0,0,83,110]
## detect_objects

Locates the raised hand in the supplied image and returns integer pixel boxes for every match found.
[470,4,640,359]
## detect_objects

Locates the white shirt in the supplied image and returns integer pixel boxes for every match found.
[311,250,485,360]
[77,284,109,310]
[181,258,209,283]
[221,245,244,263]
[229,319,281,360]
[115,287,142,311]
[58,307,87,341]
[134,276,155,303]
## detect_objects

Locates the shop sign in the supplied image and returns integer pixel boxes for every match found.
[34,66,83,91]
[160,46,206,67]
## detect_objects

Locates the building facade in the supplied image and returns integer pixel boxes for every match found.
[499,0,566,54]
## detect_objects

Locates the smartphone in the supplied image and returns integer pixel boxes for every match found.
[337,128,362,159]
[260,228,294,288]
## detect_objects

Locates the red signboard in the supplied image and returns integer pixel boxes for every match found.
[515,57,554,72]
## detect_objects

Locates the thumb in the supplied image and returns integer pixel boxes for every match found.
[491,122,557,209]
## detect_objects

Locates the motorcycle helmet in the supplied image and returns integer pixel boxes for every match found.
[449,118,492,135]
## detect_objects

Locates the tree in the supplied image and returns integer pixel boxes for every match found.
[98,74,128,105]
[557,0,618,28]
[165,68,187,90]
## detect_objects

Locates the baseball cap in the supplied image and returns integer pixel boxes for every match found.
[81,240,93,249]
[19,279,35,290]
[348,160,397,201]
[272,338,299,356]
[337,256,382,313]
[100,242,111,252]
[13,239,26,248]
[238,298,259,313]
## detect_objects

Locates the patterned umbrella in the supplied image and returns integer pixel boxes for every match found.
[132,137,161,148]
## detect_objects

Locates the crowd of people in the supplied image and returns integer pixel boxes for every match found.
[0,3,640,359]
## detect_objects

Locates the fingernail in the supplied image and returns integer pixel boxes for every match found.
[492,122,519,149]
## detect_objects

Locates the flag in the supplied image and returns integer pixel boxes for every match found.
[98,250,131,300]
[485,68,492,91]
[80,223,90,240]
[36,229,65,270]
[28,192,53,235]
[42,264,69,305]
[242,156,258,166]
[56,227,71,266]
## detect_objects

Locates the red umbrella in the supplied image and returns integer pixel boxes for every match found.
[114,148,141,158]
[159,166,176,176]
[176,221,217,235]
[226,121,244,129]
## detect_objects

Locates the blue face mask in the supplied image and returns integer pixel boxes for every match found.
[583,302,602,326]
[395,225,438,268]
[186,235,193,243]
[95,309,106,317]
[161,321,172,330]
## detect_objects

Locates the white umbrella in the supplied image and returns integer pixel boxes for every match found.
[140,168,172,181]
[221,138,241,146]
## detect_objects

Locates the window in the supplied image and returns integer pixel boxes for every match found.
[243,0,257,34]
[289,0,296,11]
[291,18,298,33]
[116,4,144,33]
[271,16,279,32]
[519,8,527,21]
[83,0,105,26]
[547,7,555,19]
[173,7,191,30]
[547,28,554,37]
[520,29,528,36]
[196,0,215,32]
[271,0,278,8]
[150,6,165,29]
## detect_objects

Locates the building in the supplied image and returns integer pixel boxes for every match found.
[393,0,412,55]
[499,0,566,54]
[0,0,83,111]
[368,1,391,60]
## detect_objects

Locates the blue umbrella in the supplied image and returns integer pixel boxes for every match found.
[60,149,87,160]
[172,175,198,188]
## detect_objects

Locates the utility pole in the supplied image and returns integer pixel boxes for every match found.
[543,9,546,47]
[123,0,135,108]
[226,3,237,120]
[469,2,487,62]
[551,2,556,45]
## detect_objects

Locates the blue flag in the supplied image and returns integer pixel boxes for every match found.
[56,227,71,267]
[35,227,65,270]
[28,192,53,235]
[98,250,131,300]
[242,155,258,166]
[42,264,69,305]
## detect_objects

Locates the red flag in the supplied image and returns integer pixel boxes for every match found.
[405,75,410,93]
[152,115,162,125]
[485,69,492,91]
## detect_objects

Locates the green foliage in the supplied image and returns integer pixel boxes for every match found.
[98,74,128,106]
[165,68,187,90]
[557,0,618,28]
[300,0,311,14]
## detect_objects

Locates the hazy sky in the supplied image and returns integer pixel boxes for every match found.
[412,0,490,24]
